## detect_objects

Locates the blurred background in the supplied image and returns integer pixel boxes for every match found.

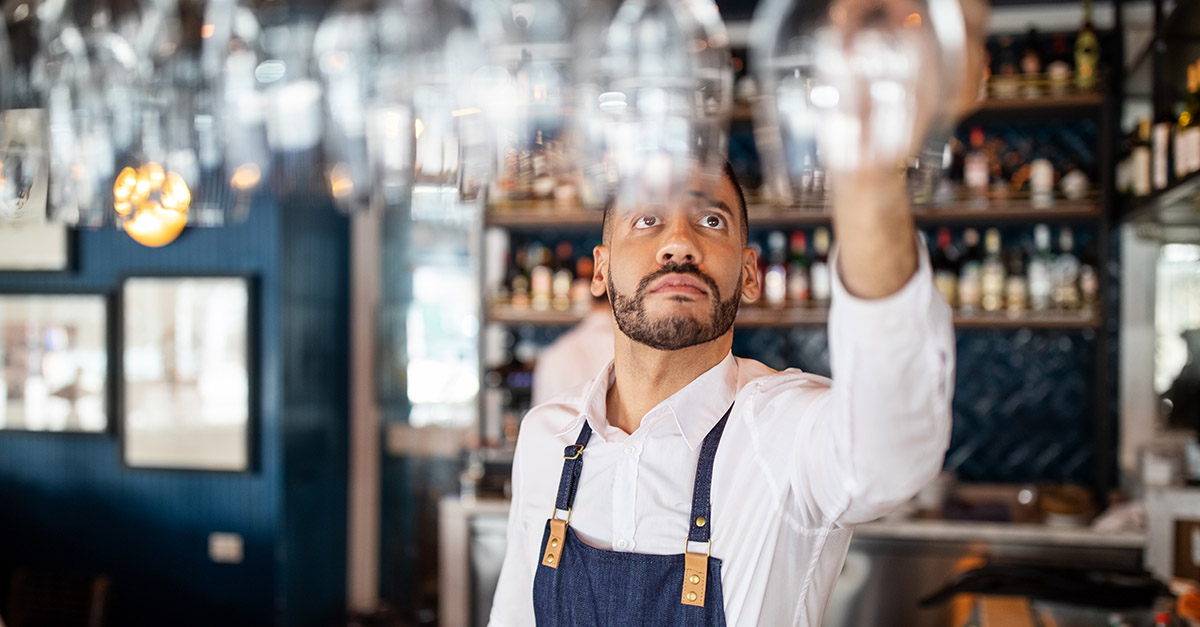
[1,0,1200,625]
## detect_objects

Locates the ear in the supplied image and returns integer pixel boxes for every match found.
[740,246,760,303]
[591,245,610,298]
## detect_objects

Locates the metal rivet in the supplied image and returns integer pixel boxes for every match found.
[550,539,559,548]
[687,592,697,602]
[689,575,700,584]
[696,516,706,527]
[546,554,555,564]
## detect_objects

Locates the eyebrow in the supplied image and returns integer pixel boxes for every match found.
[684,190,733,218]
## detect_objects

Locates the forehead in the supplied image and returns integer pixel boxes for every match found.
[610,171,737,216]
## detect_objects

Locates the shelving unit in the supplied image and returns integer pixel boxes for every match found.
[487,198,1103,230]
[488,304,1102,329]
[481,64,1121,505]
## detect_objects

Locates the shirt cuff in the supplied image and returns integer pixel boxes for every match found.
[828,231,941,347]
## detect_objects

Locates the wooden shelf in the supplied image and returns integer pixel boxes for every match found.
[486,197,1102,230]
[487,305,1101,329]
[967,90,1106,118]
[735,90,1105,125]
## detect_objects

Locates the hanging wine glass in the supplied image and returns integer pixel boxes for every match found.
[573,0,732,212]
[37,0,147,227]
[216,0,271,220]
[256,1,325,198]
[750,0,966,207]
[469,0,580,210]
[0,0,50,225]
[315,0,487,214]
[136,0,266,231]
[313,0,380,213]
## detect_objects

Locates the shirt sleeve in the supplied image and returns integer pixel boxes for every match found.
[791,234,956,525]
[488,432,537,626]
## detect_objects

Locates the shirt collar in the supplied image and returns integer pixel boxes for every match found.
[555,352,739,451]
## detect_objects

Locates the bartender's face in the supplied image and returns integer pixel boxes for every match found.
[593,172,760,351]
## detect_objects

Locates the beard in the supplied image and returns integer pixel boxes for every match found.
[608,262,741,351]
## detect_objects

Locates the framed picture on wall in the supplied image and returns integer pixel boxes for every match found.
[0,109,72,272]
[120,275,255,472]
[0,293,110,433]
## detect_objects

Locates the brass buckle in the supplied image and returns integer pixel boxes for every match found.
[563,444,584,460]
[550,507,573,525]
[683,537,712,556]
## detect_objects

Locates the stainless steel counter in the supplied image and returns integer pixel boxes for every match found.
[439,497,1147,627]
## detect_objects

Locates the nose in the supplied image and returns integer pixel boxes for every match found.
[656,218,701,267]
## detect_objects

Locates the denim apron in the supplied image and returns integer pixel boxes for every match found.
[532,404,734,627]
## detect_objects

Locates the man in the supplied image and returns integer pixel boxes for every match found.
[490,1,986,622]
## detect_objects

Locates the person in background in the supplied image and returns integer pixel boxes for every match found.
[491,1,990,625]
[531,295,615,407]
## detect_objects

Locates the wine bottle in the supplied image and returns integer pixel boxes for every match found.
[1075,0,1100,90]
[809,227,832,308]
[1133,117,1153,197]
[980,228,1007,312]
[786,231,810,307]
[764,231,788,309]
[1028,225,1055,311]
[1020,27,1043,99]
[932,228,960,308]
[1046,33,1073,96]
[958,228,984,311]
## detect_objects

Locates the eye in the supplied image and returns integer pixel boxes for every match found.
[633,215,659,229]
[699,213,726,229]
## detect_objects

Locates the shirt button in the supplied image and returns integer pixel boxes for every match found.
[624,445,636,456]
[616,538,629,550]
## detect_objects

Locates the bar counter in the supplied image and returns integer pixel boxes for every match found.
[438,497,1147,627]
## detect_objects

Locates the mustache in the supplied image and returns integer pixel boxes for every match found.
[636,262,721,299]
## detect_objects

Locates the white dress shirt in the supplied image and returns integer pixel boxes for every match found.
[532,307,616,407]
[489,245,955,627]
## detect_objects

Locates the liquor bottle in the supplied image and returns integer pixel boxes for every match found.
[1176,63,1194,180]
[1053,227,1081,310]
[1005,247,1029,315]
[964,127,990,201]
[1028,224,1055,311]
[1020,27,1043,98]
[1075,0,1100,90]
[1179,61,1200,177]
[786,231,810,306]
[764,231,788,309]
[1031,157,1055,209]
[932,227,959,308]
[1046,33,1073,96]
[1153,107,1175,191]
[992,36,1021,99]
[809,227,832,308]
[1079,262,1100,310]
[551,241,574,311]
[958,228,984,311]
[1133,117,1153,196]
[980,228,1007,312]
[530,243,553,311]
[510,246,532,309]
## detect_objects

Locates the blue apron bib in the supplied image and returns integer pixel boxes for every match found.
[532,405,734,627]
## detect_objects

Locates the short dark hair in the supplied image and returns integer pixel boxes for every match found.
[602,161,749,246]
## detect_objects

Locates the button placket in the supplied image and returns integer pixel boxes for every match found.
[611,437,642,552]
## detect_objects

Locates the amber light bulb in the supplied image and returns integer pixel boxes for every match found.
[113,163,191,247]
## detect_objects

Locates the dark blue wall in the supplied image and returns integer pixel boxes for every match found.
[0,195,350,626]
